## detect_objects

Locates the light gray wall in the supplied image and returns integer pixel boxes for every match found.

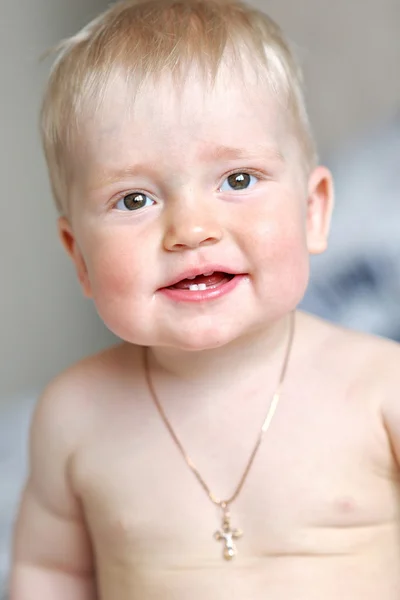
[1,0,399,404]
[0,0,116,403]
[261,0,400,155]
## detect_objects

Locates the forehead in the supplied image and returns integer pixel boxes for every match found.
[76,65,291,175]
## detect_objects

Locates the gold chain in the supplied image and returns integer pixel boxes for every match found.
[144,311,295,509]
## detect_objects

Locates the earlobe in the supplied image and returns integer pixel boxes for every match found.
[306,166,334,255]
[57,216,92,298]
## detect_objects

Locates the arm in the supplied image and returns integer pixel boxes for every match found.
[9,378,96,600]
[381,344,400,466]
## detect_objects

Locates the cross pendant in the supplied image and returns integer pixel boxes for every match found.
[214,504,243,560]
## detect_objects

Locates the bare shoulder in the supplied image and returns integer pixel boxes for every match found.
[297,310,400,385]
[37,341,143,416]
[29,342,144,510]
[297,312,399,462]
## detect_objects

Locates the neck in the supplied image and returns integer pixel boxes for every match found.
[148,312,295,387]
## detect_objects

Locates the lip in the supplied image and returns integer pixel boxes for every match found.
[160,265,240,289]
[159,273,247,303]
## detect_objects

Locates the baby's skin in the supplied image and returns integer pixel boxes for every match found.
[11,312,400,599]
[10,58,400,599]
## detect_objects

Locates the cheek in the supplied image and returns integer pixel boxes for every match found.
[246,200,310,294]
[78,229,155,342]
[248,198,308,259]
[81,230,146,298]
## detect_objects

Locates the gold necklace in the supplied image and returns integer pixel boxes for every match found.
[144,311,295,560]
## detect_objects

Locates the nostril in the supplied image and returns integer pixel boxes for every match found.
[202,236,219,246]
[169,236,220,251]
[163,223,223,251]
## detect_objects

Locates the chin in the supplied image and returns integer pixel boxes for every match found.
[162,326,241,353]
[97,313,233,351]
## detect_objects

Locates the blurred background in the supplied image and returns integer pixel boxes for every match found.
[0,0,399,595]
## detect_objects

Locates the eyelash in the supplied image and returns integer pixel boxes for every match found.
[220,168,264,190]
[113,190,155,212]
[111,169,265,211]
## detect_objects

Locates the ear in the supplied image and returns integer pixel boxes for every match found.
[306,166,334,255]
[58,216,92,298]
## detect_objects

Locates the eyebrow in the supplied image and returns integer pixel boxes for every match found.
[89,143,285,191]
[199,143,286,163]
[88,164,159,191]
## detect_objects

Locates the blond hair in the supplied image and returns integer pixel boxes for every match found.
[41,0,317,214]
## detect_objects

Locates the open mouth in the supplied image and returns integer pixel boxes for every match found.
[159,269,245,303]
[167,271,235,291]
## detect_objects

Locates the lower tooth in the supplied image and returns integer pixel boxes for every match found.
[188,283,207,291]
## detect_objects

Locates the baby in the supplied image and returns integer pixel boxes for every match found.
[9,0,400,598]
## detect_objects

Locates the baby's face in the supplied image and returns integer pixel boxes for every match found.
[60,69,332,350]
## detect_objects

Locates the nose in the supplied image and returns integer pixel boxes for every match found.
[162,197,223,252]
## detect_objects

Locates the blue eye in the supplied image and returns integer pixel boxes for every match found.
[220,172,258,192]
[115,192,154,211]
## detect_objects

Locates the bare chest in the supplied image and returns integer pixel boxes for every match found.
[73,383,400,568]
